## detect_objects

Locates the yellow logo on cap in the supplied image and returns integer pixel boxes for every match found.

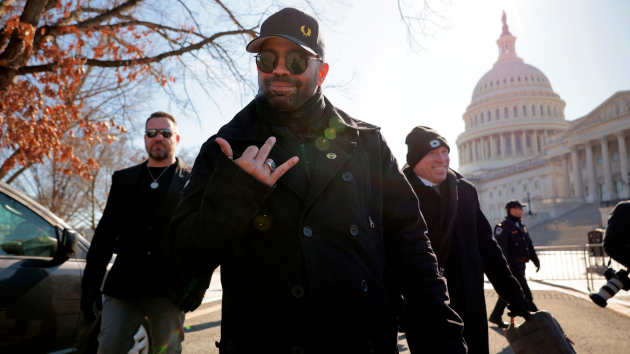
[326,153,337,159]
[301,26,311,37]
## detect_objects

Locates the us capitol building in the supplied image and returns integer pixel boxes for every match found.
[456,13,630,225]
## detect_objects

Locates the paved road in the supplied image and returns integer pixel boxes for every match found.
[485,289,630,354]
[182,286,629,353]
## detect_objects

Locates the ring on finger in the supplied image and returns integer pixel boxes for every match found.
[265,159,276,172]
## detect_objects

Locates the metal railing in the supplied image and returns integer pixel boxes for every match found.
[530,244,625,292]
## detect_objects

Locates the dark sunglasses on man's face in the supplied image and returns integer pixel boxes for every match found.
[255,51,320,75]
[145,129,173,139]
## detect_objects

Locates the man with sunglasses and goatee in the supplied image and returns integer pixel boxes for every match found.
[168,8,465,353]
[81,112,210,354]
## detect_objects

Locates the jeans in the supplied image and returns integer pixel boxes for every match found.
[98,295,185,354]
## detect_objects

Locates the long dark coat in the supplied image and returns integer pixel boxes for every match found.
[82,158,210,303]
[168,99,466,353]
[403,167,525,354]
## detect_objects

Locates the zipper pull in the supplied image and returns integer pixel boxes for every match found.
[369,216,375,229]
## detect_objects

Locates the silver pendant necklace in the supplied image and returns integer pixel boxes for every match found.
[147,164,172,189]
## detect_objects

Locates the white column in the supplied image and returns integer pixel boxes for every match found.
[533,130,539,155]
[616,133,629,198]
[490,135,497,158]
[571,147,584,199]
[549,159,558,197]
[600,138,615,201]
[469,141,473,163]
[562,154,571,197]
[482,138,488,160]
[544,130,549,152]
[585,142,598,202]
[501,134,507,158]
[511,132,516,156]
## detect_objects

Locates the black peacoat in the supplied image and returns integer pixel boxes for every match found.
[403,167,526,354]
[168,99,466,353]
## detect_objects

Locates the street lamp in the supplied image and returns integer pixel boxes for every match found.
[527,192,532,216]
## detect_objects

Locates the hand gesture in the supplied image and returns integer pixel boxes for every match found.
[216,137,298,187]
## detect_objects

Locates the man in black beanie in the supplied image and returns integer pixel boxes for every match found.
[489,200,541,326]
[401,126,531,354]
[168,9,466,353]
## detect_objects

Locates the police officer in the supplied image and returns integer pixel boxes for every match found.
[489,200,540,327]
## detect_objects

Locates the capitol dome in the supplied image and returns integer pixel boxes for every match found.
[456,12,569,176]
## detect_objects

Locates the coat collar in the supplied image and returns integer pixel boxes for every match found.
[214,96,380,144]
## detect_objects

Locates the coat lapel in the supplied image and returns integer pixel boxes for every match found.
[151,158,189,223]
[303,132,356,211]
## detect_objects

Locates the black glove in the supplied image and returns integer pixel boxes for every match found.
[176,280,205,313]
[533,260,540,273]
[80,287,103,322]
[507,296,531,320]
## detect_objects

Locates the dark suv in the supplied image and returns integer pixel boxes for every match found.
[0,181,149,353]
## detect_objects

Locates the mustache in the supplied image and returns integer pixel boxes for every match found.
[264,76,301,88]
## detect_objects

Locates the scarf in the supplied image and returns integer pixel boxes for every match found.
[428,170,459,270]
[255,87,326,136]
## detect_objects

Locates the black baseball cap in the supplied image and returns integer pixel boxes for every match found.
[246,8,325,61]
[505,200,523,210]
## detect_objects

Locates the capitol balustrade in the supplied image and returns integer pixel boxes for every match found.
[476,156,548,180]
[462,116,564,135]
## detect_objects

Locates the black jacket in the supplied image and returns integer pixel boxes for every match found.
[403,167,526,354]
[604,201,630,269]
[82,158,210,303]
[495,216,540,267]
[168,99,466,353]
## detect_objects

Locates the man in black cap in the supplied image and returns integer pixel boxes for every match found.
[489,199,541,327]
[168,8,466,353]
[401,126,531,353]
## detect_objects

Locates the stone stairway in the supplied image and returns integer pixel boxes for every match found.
[527,203,602,246]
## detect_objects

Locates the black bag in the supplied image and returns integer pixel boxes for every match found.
[505,311,576,354]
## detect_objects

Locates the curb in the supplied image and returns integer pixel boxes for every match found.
[530,279,630,309]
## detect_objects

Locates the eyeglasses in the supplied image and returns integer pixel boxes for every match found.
[255,51,321,75]
[145,129,174,139]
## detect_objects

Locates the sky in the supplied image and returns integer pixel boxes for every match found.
[161,0,630,170]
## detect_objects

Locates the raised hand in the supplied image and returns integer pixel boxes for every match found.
[216,137,298,187]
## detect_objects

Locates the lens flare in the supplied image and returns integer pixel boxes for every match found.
[316,136,330,151]
[253,214,272,231]
[329,117,346,133]
[324,128,337,140]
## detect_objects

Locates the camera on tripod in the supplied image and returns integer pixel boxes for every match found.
[589,268,630,307]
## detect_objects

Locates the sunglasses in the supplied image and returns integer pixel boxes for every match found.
[255,51,321,75]
[145,129,174,139]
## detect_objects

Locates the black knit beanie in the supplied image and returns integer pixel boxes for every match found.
[405,126,450,168]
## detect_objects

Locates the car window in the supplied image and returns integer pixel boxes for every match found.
[0,192,57,257]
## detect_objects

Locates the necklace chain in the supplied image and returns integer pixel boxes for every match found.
[147,164,172,186]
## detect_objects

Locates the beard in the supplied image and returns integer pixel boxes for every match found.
[259,71,318,111]
[148,143,171,161]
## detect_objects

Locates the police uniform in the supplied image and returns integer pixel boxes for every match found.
[490,216,540,318]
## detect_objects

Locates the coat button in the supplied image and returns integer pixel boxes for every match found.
[361,280,368,291]
[526,247,529,250]
[349,225,359,236]
[292,346,304,354]
[523,237,525,240]
[342,172,353,181]
[147,251,151,255]
[515,243,518,246]
[292,286,305,298]
[303,226,312,237]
